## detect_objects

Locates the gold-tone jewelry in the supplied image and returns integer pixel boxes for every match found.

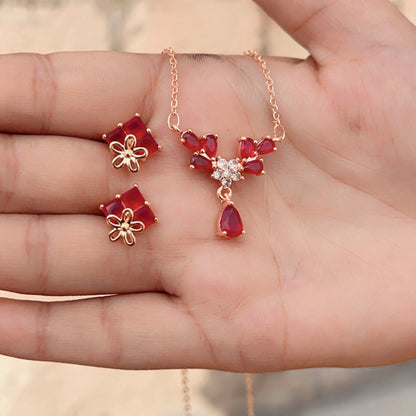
[102,113,162,173]
[99,184,159,247]
[165,46,282,415]
[180,370,255,416]
[163,47,286,239]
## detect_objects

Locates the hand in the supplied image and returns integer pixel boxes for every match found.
[0,0,415,371]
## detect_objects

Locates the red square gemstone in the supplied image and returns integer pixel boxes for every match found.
[136,132,159,156]
[102,198,124,217]
[123,116,147,139]
[101,187,157,230]
[104,126,126,145]
[120,186,145,211]
[133,204,156,228]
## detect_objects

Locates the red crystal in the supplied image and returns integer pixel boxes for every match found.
[120,186,145,211]
[256,138,275,155]
[104,126,126,145]
[201,134,217,158]
[102,198,124,217]
[219,204,243,238]
[190,155,212,170]
[103,116,160,158]
[181,131,201,152]
[101,186,157,230]
[136,132,159,156]
[243,159,264,175]
[134,204,156,228]
[239,137,256,159]
[123,115,147,139]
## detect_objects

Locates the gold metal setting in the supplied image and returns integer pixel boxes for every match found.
[106,208,145,246]
[110,134,149,173]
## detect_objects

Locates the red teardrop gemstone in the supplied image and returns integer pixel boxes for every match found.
[123,115,147,139]
[190,155,212,170]
[239,137,256,159]
[243,159,264,175]
[255,138,276,155]
[219,204,243,238]
[181,131,201,152]
[201,134,218,158]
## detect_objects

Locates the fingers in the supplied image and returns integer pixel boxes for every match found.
[0,52,162,138]
[0,134,168,214]
[0,294,212,369]
[0,214,164,295]
[0,134,107,213]
[254,0,416,64]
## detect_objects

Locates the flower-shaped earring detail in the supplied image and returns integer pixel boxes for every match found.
[110,134,148,172]
[106,208,144,246]
[103,114,162,173]
[100,185,158,247]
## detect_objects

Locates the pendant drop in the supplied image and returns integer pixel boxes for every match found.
[218,202,244,238]
[216,186,244,238]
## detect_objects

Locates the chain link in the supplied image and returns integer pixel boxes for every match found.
[162,47,181,132]
[243,50,285,141]
[180,369,255,416]
[245,373,255,416]
[163,47,285,142]
[181,369,192,416]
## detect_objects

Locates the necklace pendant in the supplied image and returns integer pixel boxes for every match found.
[181,129,279,239]
[216,186,244,238]
[218,201,244,238]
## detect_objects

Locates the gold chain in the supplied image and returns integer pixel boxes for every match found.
[244,50,286,142]
[245,373,255,416]
[180,370,255,416]
[162,47,285,141]
[181,369,192,416]
[163,47,181,132]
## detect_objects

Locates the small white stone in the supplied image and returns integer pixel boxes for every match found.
[213,170,222,180]
[223,168,233,178]
[217,158,228,170]
[229,159,239,170]
[222,178,232,187]
[232,172,241,181]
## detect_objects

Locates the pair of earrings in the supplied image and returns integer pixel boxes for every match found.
[99,114,161,246]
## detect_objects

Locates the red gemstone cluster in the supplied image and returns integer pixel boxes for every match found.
[103,114,161,172]
[180,130,276,176]
[100,185,158,246]
[180,130,277,238]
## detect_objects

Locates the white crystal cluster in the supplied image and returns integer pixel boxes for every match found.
[212,158,243,188]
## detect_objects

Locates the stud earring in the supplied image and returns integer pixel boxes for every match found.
[102,113,162,173]
[100,184,159,246]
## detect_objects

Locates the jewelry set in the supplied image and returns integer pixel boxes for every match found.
[98,48,286,416]
[100,48,286,246]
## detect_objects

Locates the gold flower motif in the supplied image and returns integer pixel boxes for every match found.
[106,208,145,246]
[110,134,148,173]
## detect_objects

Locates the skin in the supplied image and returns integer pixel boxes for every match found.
[0,0,415,372]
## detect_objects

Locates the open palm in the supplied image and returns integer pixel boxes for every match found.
[1,0,416,371]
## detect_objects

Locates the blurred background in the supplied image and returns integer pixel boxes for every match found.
[1,0,416,415]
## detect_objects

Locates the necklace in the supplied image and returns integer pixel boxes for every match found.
[162,47,286,239]
[162,47,283,415]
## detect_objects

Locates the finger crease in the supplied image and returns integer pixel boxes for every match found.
[25,215,50,295]
[32,54,58,134]
[35,302,51,359]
